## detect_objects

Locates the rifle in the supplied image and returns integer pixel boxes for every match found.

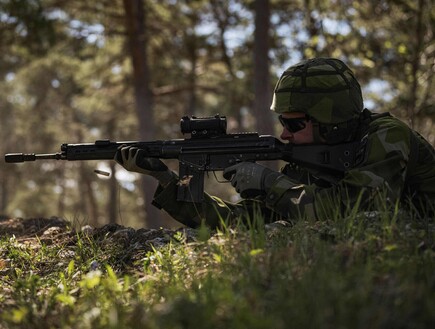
[5,115,360,202]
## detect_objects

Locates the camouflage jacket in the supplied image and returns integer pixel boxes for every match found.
[152,113,435,228]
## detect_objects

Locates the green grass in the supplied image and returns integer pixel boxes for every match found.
[0,210,434,329]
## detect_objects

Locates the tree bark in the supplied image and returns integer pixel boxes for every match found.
[253,0,279,170]
[108,161,118,224]
[0,174,8,216]
[79,163,100,226]
[122,0,161,228]
[253,0,274,135]
[408,0,424,128]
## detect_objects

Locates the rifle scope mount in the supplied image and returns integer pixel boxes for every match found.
[180,114,227,138]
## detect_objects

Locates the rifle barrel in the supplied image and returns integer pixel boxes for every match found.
[5,153,63,163]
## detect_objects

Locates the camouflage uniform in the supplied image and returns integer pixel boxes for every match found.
[152,113,435,227]
[152,58,435,228]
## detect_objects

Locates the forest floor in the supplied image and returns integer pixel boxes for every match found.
[0,216,193,276]
[0,213,434,329]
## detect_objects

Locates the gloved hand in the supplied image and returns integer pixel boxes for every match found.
[223,162,282,198]
[114,145,175,186]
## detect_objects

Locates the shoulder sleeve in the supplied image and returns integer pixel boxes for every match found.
[345,116,411,195]
[152,179,236,228]
[314,116,412,217]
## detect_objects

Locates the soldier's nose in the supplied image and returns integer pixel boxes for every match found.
[280,128,294,141]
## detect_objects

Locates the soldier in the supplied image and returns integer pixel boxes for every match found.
[115,58,435,228]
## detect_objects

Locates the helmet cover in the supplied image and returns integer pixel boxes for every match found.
[270,58,364,125]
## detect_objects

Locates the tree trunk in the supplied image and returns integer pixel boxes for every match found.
[123,0,161,228]
[0,173,8,216]
[253,0,274,135]
[108,161,118,224]
[57,172,65,219]
[185,34,197,116]
[253,0,278,170]
[408,0,424,128]
[79,164,99,226]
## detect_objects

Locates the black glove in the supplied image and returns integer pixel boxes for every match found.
[114,146,175,185]
[223,162,281,198]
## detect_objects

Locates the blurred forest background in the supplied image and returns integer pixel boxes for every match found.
[0,0,434,228]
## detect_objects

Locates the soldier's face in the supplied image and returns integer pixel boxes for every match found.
[279,112,314,144]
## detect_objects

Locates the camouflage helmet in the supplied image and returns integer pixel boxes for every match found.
[271,58,363,122]
[270,58,364,143]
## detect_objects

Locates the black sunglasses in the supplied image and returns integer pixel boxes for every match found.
[278,115,310,133]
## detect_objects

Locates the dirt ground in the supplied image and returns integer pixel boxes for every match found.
[0,216,197,273]
[0,216,189,243]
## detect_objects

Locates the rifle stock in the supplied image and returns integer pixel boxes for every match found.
[4,115,360,202]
